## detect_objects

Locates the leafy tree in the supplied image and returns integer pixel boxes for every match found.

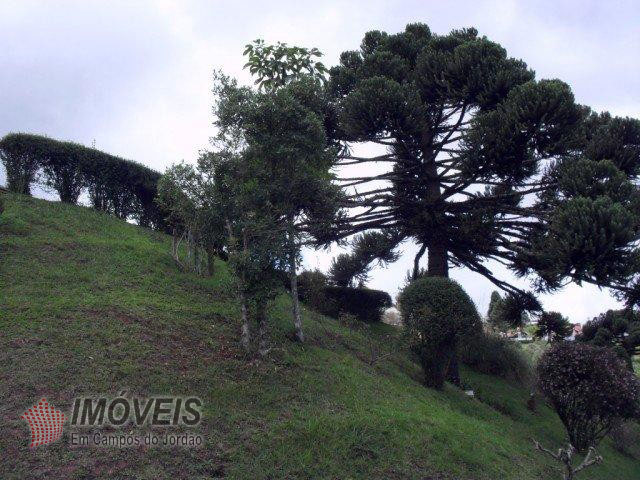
[243,39,327,91]
[218,154,288,355]
[239,44,343,342]
[580,309,640,369]
[157,158,226,275]
[40,139,86,203]
[327,23,640,305]
[201,70,338,353]
[328,252,365,287]
[188,147,288,356]
[535,342,640,479]
[398,276,480,389]
[534,311,572,343]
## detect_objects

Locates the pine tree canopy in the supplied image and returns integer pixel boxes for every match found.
[327,23,640,303]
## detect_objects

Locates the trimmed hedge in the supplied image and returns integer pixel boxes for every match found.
[0,133,165,229]
[298,281,391,323]
[0,133,41,195]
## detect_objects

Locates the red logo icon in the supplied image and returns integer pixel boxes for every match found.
[21,398,65,447]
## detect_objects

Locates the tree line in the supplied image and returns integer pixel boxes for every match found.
[0,133,166,229]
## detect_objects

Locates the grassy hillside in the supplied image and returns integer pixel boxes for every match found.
[0,192,638,479]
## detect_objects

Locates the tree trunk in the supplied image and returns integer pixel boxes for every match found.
[206,247,216,276]
[290,262,304,342]
[256,299,269,357]
[427,239,459,384]
[171,228,178,260]
[288,221,304,342]
[427,240,449,277]
[240,289,250,353]
[445,347,461,387]
[420,345,449,390]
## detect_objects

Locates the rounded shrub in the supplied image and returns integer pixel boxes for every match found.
[398,276,480,389]
[537,342,640,452]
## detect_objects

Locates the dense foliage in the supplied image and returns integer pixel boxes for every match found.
[325,23,640,310]
[398,276,480,389]
[0,133,165,228]
[296,269,391,323]
[296,269,329,311]
[537,342,640,452]
[0,133,42,195]
[579,309,640,368]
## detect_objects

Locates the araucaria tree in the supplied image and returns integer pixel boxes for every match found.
[534,311,572,343]
[327,23,640,304]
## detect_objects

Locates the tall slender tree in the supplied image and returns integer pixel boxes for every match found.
[241,42,342,342]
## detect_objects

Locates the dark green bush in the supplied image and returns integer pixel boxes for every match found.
[314,285,391,323]
[398,276,480,389]
[579,309,640,369]
[459,331,531,383]
[39,137,86,203]
[0,133,42,195]
[296,270,329,311]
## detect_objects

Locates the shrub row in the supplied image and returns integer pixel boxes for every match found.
[0,133,165,229]
[297,271,392,323]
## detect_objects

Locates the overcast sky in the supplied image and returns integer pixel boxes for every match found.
[1,0,638,321]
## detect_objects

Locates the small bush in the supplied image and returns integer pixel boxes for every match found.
[537,342,640,452]
[398,276,480,389]
[317,286,392,323]
[459,331,531,383]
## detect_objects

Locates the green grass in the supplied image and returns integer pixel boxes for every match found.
[1,192,638,479]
